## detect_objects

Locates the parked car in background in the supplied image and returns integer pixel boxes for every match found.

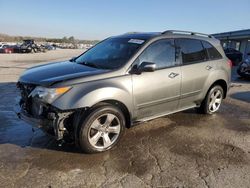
[237,52,250,78]
[0,45,14,53]
[49,44,56,50]
[0,44,7,49]
[15,30,231,153]
[224,48,243,66]
[42,44,56,51]
[0,44,8,49]
[19,39,40,53]
[37,44,47,53]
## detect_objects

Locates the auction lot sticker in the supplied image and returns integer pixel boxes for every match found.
[128,39,145,44]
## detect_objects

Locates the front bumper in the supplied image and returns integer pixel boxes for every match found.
[14,98,73,140]
[14,102,51,129]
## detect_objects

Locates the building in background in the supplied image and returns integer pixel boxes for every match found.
[213,29,250,59]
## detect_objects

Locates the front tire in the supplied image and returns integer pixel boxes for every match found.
[197,85,224,114]
[78,104,125,153]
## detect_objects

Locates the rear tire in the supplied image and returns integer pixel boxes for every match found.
[77,104,125,153]
[197,85,224,114]
[237,63,249,78]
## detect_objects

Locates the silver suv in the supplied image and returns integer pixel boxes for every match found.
[15,30,231,153]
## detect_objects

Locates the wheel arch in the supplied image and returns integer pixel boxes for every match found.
[206,79,228,99]
[91,99,132,128]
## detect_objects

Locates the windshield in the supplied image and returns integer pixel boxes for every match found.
[75,37,145,69]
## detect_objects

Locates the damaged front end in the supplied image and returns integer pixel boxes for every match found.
[15,82,74,140]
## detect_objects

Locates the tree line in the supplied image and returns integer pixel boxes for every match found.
[0,33,99,44]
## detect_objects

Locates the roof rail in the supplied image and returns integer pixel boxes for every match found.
[162,30,214,38]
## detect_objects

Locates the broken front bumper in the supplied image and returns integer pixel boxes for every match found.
[14,98,73,140]
[14,103,50,129]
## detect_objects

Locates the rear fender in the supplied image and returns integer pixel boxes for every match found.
[198,69,229,101]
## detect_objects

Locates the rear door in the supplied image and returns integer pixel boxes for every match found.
[176,38,211,109]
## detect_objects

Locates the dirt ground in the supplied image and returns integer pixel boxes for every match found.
[0,50,249,188]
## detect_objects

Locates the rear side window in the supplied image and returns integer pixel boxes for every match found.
[202,41,222,60]
[176,39,207,64]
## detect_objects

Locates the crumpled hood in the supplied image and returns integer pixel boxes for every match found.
[19,61,109,86]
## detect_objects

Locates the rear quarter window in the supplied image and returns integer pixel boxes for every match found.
[202,41,222,60]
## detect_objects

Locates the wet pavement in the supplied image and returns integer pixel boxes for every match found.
[0,52,249,187]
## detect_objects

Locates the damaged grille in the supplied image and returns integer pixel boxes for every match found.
[17,82,36,114]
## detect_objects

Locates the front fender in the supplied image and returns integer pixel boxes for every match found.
[52,76,133,114]
[74,87,133,110]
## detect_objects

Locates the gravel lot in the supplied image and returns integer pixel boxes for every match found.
[0,50,249,188]
[0,49,83,83]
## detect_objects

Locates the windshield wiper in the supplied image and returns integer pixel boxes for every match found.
[78,61,112,70]
[81,61,100,69]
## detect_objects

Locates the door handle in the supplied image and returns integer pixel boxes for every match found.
[206,65,213,70]
[168,72,179,79]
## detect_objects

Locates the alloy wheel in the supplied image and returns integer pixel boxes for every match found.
[208,89,223,113]
[88,113,121,149]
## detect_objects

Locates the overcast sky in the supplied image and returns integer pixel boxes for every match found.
[0,0,249,40]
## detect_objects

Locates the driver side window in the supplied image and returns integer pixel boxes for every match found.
[135,39,176,69]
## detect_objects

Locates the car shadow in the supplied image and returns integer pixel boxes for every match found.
[230,91,250,103]
[231,66,250,83]
[233,76,250,83]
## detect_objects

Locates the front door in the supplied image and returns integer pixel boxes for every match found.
[131,39,181,120]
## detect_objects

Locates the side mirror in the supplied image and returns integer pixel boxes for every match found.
[138,62,156,72]
[70,57,76,62]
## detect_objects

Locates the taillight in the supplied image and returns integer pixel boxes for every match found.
[227,59,233,68]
